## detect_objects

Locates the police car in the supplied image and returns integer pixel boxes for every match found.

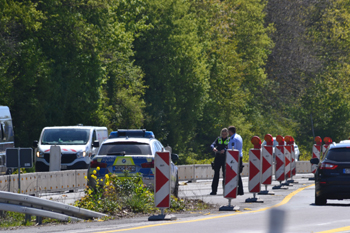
[88,129,179,197]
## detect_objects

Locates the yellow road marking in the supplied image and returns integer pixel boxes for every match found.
[316,226,350,233]
[95,184,315,233]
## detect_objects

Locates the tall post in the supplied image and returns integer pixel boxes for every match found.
[17,148,20,193]
[310,113,315,139]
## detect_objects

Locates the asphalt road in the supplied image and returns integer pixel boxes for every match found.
[4,174,350,233]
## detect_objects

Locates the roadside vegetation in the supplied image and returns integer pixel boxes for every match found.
[0,171,212,229]
[75,171,211,216]
[0,211,61,229]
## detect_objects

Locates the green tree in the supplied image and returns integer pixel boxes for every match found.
[134,0,210,152]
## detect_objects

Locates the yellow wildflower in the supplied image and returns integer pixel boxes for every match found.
[100,179,103,182]
[84,176,87,180]
[88,189,93,194]
[106,182,110,186]
[105,174,109,179]
[93,170,96,174]
[97,167,100,171]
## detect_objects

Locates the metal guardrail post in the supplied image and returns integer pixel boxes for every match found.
[36,216,42,225]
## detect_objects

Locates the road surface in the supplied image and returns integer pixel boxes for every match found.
[3,174,350,233]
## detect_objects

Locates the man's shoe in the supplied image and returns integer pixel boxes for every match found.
[210,192,217,195]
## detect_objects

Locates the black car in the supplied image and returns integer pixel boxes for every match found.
[311,143,350,205]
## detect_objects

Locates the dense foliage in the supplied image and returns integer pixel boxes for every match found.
[1,0,349,162]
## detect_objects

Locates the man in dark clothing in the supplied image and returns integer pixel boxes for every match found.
[210,128,229,195]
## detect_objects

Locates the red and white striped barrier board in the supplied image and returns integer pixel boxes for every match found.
[248,148,262,193]
[322,144,329,156]
[224,150,240,199]
[275,146,285,181]
[154,151,171,208]
[261,146,273,185]
[284,145,292,179]
[291,145,296,176]
[311,145,321,174]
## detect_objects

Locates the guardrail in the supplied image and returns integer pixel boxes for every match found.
[0,191,107,223]
[0,162,312,194]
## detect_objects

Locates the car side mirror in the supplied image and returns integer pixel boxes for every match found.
[171,153,179,162]
[310,158,319,164]
[33,140,38,148]
[93,140,99,148]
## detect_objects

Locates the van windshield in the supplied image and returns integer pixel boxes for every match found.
[41,129,90,145]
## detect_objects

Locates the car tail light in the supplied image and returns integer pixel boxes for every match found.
[320,162,338,170]
[90,160,107,168]
[141,161,154,168]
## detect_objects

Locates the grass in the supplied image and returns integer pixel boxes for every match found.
[0,211,61,229]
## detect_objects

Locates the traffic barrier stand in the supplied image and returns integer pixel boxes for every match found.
[149,150,176,221]
[272,135,288,190]
[219,149,240,211]
[281,136,293,186]
[258,134,275,195]
[245,136,263,203]
[286,136,298,184]
[309,136,322,181]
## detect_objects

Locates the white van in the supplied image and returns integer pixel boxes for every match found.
[34,126,108,171]
[0,106,15,175]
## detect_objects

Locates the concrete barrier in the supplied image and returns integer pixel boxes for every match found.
[0,161,313,193]
[177,165,195,181]
[177,161,311,182]
[0,175,9,192]
[0,170,87,194]
[296,161,312,173]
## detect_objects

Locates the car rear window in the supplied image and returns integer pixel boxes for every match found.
[98,142,152,155]
[326,148,350,162]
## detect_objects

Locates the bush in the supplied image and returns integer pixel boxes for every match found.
[75,169,200,215]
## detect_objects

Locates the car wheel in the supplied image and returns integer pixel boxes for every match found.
[173,173,179,198]
[315,195,327,205]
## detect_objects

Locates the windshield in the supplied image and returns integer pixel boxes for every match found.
[98,142,152,155]
[41,128,90,145]
[326,148,350,162]
[262,140,279,147]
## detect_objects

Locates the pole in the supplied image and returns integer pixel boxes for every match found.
[310,113,315,139]
[17,148,20,193]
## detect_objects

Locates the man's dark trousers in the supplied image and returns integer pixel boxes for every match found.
[238,157,244,195]
[211,153,225,194]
